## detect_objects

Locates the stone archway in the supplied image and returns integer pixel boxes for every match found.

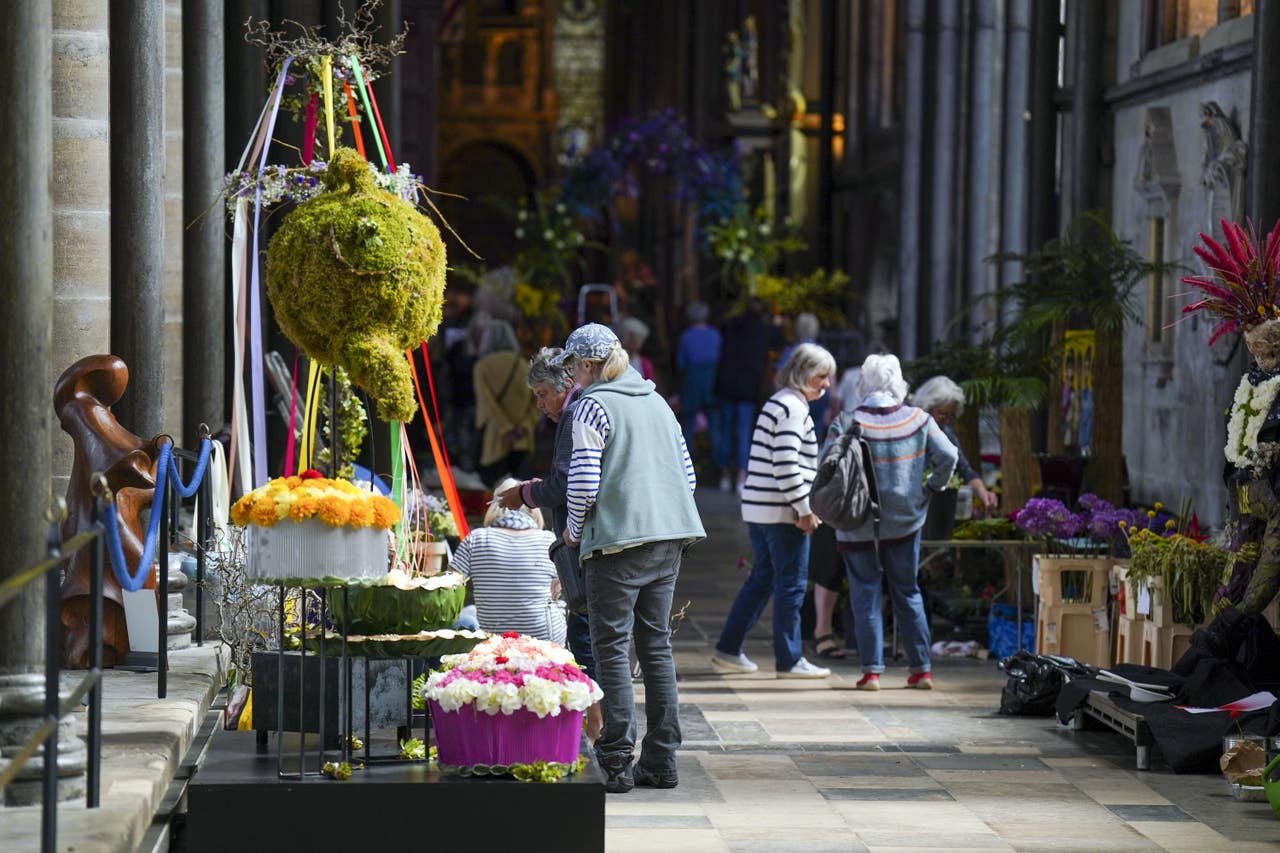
[438,140,538,268]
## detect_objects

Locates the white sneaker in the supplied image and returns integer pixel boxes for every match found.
[718,475,732,492]
[710,652,758,674]
[777,657,831,679]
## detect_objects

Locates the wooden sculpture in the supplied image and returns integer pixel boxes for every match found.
[54,355,163,668]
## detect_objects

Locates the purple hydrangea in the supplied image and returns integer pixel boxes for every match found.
[1013,498,1075,538]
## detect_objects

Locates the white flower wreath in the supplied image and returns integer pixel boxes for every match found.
[1226,373,1280,471]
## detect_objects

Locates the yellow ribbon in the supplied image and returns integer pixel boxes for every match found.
[299,361,321,471]
[322,55,336,156]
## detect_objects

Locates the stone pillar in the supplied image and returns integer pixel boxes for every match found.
[897,0,927,360]
[966,0,1000,337]
[183,1,226,447]
[1068,0,1105,218]
[1026,0,1060,260]
[927,2,960,346]
[1249,0,1280,229]
[0,1,86,807]
[109,3,167,440]
[999,0,1032,327]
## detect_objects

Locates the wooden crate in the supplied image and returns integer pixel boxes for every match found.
[1036,602,1111,667]
[1035,556,1111,608]
[1140,619,1195,670]
[1114,614,1145,666]
[1112,564,1144,620]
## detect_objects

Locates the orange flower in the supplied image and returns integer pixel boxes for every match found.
[230,497,253,527]
[348,501,375,527]
[316,495,349,527]
[372,498,400,529]
[288,496,316,521]
[251,498,280,527]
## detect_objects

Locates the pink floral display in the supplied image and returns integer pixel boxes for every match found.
[422,632,602,718]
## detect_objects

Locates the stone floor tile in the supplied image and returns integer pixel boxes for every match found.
[1074,786,1172,806]
[607,815,715,829]
[710,778,825,802]
[605,828,731,853]
[857,834,1011,849]
[818,787,955,801]
[605,801,708,816]
[728,838,870,853]
[1104,804,1196,822]
[791,753,927,778]
[832,800,994,835]
[808,775,947,790]
[911,754,1052,771]
[695,752,805,780]
[926,769,1069,786]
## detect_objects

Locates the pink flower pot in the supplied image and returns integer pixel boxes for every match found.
[429,700,583,767]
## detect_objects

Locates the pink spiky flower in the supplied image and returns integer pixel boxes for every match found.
[1181,218,1280,345]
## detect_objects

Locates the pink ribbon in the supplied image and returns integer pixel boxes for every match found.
[302,93,318,165]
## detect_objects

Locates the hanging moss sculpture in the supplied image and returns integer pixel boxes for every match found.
[266,147,446,421]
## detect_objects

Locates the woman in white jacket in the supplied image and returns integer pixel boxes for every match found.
[710,343,836,679]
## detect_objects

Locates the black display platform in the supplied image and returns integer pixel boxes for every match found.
[187,730,606,851]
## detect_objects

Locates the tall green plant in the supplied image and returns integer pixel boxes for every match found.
[989,211,1174,504]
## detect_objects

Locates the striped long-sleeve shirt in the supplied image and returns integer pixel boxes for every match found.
[740,388,818,524]
[565,396,697,543]
[450,528,567,643]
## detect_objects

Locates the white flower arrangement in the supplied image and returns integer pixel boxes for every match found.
[1226,373,1280,472]
[422,633,602,719]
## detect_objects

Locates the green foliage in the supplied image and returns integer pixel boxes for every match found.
[313,366,368,480]
[326,581,466,636]
[1126,530,1230,626]
[905,337,1047,411]
[704,204,806,296]
[751,268,851,329]
[989,210,1176,345]
[266,147,447,422]
[951,517,1021,541]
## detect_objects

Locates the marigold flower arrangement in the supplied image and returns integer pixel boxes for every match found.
[230,468,400,530]
[422,632,602,719]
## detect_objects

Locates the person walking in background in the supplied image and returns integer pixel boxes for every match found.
[557,323,705,794]
[775,313,829,430]
[473,320,538,488]
[908,376,999,514]
[618,316,658,386]
[675,302,722,469]
[450,486,566,644]
[711,343,836,680]
[498,347,595,678]
[714,299,781,493]
[828,354,956,691]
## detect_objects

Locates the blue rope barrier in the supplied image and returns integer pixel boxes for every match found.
[101,438,211,593]
[169,438,212,499]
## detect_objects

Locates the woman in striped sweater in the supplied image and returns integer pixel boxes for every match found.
[711,342,837,679]
[449,484,567,644]
[825,354,957,691]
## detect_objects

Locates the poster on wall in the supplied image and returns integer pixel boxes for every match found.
[1062,329,1095,453]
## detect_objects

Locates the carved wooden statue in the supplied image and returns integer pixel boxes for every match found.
[55,355,163,668]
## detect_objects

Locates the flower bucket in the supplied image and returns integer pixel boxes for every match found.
[429,701,583,768]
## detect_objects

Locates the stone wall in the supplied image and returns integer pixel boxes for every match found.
[164,0,184,444]
[1111,8,1254,527]
[51,1,112,490]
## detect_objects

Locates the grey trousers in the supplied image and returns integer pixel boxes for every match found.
[586,539,683,773]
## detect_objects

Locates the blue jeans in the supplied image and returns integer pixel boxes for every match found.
[586,540,683,774]
[714,401,757,473]
[841,532,931,674]
[565,609,596,681]
[716,523,810,671]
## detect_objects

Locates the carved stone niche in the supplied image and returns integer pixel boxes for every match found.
[1134,106,1180,221]
[1199,101,1248,229]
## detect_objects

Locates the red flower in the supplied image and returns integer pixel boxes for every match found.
[494,656,509,665]
[502,631,520,639]
[300,468,324,480]
[1230,709,1241,719]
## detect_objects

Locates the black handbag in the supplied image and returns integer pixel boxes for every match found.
[549,539,588,615]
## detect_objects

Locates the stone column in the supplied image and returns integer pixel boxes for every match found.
[999,0,1032,327]
[897,0,927,360]
[966,0,999,337]
[1069,0,1105,218]
[1249,0,1280,229]
[1026,0,1060,262]
[927,2,960,346]
[0,1,86,807]
[109,3,167,440]
[183,1,226,447]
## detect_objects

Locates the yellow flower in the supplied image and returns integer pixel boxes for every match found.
[316,495,349,527]
[251,498,280,527]
[231,497,253,527]
[372,498,401,529]
[348,501,374,527]
[289,496,317,521]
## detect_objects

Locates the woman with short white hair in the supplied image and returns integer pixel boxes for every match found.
[908,376,998,512]
[825,353,957,691]
[712,342,837,680]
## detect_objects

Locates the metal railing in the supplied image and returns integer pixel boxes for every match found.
[0,485,108,853]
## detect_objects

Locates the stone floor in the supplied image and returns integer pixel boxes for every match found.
[606,489,1280,852]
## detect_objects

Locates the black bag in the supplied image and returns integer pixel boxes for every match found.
[997,650,1095,716]
[809,414,880,531]
[549,539,588,615]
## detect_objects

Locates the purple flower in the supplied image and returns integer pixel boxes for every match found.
[1014,498,1073,538]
